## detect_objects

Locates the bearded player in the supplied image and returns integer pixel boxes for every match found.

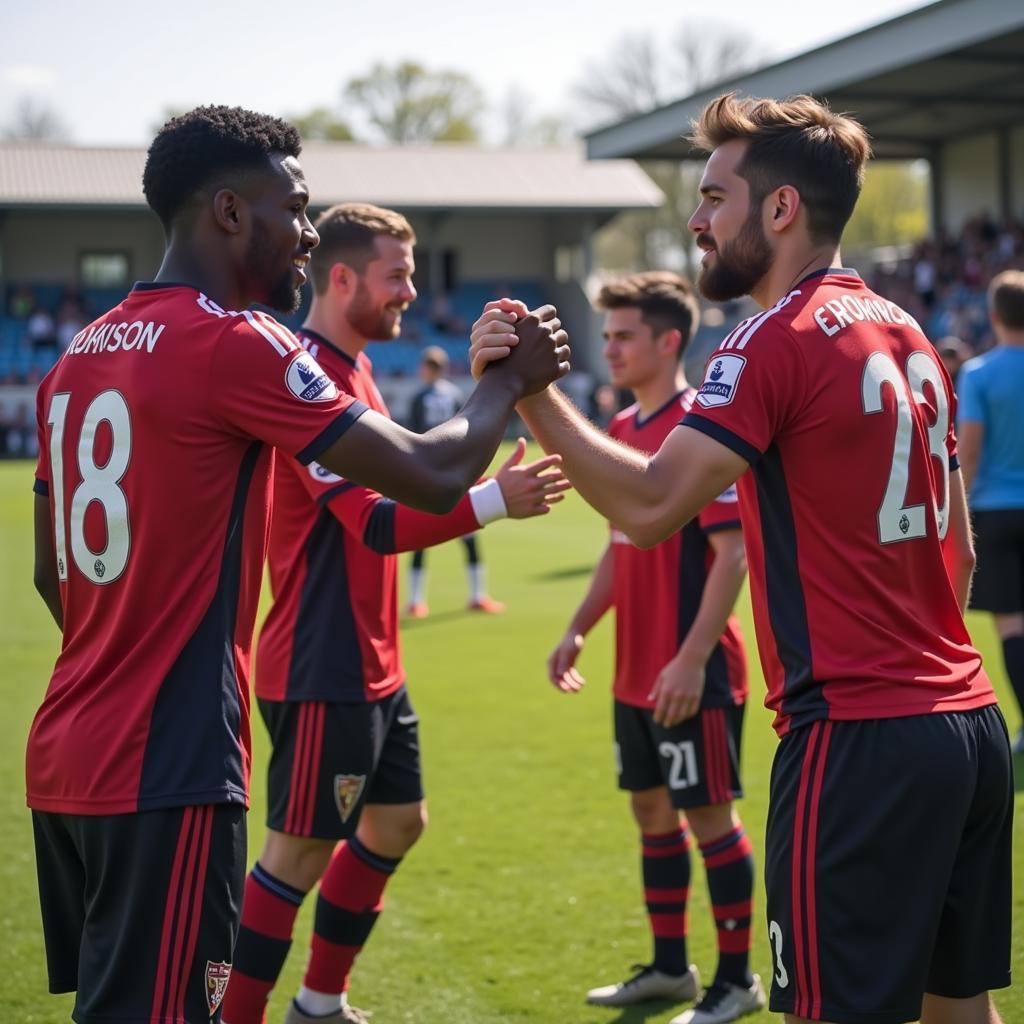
[221,203,569,1024]
[471,93,1010,1024]
[29,107,567,1022]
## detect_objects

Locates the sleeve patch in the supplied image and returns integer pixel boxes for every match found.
[696,353,747,409]
[308,462,344,484]
[286,351,339,403]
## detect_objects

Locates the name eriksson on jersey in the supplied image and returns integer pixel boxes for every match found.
[813,295,922,338]
[66,320,166,356]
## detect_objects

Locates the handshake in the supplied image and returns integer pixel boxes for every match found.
[469,298,570,397]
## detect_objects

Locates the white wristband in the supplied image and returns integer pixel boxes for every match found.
[469,478,508,525]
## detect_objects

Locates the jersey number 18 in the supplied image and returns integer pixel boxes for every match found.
[46,390,132,585]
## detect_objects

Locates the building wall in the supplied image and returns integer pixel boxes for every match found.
[408,213,553,281]
[1011,125,1024,219]
[1,210,164,284]
[940,129,1024,230]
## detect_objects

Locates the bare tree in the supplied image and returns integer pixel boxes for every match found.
[578,20,768,277]
[574,20,767,128]
[344,61,485,144]
[574,34,665,124]
[3,95,68,141]
[672,21,762,94]
[498,87,573,147]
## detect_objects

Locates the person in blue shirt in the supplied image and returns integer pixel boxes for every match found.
[958,269,1024,752]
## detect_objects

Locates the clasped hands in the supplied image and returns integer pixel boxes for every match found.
[470,298,569,393]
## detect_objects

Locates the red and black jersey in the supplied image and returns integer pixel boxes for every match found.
[29,285,366,814]
[608,390,748,710]
[683,268,994,736]
[255,328,483,704]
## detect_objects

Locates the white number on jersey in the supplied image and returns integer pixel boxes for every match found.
[658,740,699,790]
[46,390,133,584]
[861,350,949,545]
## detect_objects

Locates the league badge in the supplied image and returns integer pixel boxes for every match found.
[334,773,366,823]
[696,353,747,409]
[308,462,344,484]
[285,351,339,402]
[205,961,232,1016]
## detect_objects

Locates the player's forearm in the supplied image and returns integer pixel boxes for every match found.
[389,496,481,553]
[944,468,976,614]
[322,374,520,514]
[406,374,523,505]
[956,423,982,493]
[33,571,63,630]
[566,546,614,637]
[517,387,665,536]
[677,542,746,664]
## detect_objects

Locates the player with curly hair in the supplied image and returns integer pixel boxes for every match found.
[28,105,568,1022]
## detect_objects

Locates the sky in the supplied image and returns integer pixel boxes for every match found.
[2,0,931,147]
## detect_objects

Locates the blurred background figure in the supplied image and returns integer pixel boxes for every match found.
[936,335,972,385]
[406,346,506,617]
[957,270,1024,753]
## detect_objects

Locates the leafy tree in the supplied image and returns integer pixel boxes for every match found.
[288,106,356,142]
[344,61,485,144]
[843,161,930,252]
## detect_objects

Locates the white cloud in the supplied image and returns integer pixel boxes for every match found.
[2,65,59,92]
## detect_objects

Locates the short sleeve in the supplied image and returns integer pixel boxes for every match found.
[682,319,806,465]
[33,385,50,495]
[209,311,367,464]
[956,361,985,426]
[698,482,742,534]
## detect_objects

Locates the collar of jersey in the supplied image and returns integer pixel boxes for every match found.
[634,389,687,429]
[797,266,861,286]
[132,280,197,292]
[297,327,358,367]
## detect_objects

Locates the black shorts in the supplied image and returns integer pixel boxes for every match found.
[970,508,1024,613]
[614,700,745,809]
[260,684,423,840]
[32,803,246,1023]
[765,705,1012,1024]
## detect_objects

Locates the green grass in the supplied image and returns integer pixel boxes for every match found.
[0,452,1020,1023]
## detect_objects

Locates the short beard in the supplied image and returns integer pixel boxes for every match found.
[345,278,401,340]
[697,207,773,302]
[246,220,303,313]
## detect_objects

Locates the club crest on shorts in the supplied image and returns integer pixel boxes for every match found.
[696,353,747,408]
[334,773,366,822]
[205,961,232,1016]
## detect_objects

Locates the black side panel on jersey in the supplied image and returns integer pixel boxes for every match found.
[677,523,732,707]
[363,499,397,554]
[754,444,825,727]
[138,442,262,809]
[288,507,365,699]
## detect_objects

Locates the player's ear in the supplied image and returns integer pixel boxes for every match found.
[659,328,683,358]
[767,185,800,234]
[212,189,245,236]
[330,262,356,296]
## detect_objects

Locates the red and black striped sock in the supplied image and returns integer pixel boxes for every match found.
[641,826,691,976]
[698,823,754,988]
[303,836,401,995]
[221,862,306,1024]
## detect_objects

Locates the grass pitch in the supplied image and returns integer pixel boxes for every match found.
[0,452,1020,1023]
